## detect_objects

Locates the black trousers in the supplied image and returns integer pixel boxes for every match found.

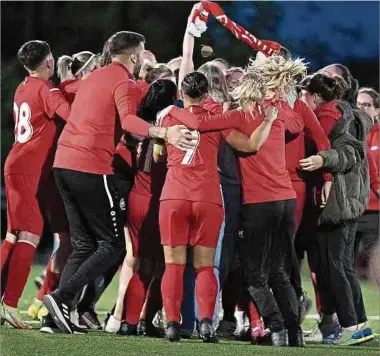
[240,199,299,332]
[316,220,367,327]
[54,168,126,304]
[219,184,242,288]
[77,172,134,312]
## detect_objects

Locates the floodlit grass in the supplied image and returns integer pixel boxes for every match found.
[1,265,379,356]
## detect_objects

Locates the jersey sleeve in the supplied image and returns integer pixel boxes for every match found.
[279,101,304,135]
[39,85,71,121]
[114,80,151,137]
[169,107,246,132]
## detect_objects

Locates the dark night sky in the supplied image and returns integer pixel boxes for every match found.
[233,1,379,69]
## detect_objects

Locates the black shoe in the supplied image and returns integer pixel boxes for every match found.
[165,321,181,342]
[271,329,288,347]
[118,322,137,336]
[138,320,163,338]
[199,318,218,344]
[288,328,305,347]
[137,319,147,336]
[216,320,236,339]
[42,294,73,334]
[40,314,64,334]
[79,309,102,330]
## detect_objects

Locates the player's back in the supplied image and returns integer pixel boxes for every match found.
[56,62,137,175]
[160,105,222,206]
[5,77,59,176]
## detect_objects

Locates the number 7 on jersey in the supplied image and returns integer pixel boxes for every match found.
[181,130,200,165]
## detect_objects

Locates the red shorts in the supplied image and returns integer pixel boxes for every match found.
[127,191,161,258]
[159,200,223,248]
[5,174,68,237]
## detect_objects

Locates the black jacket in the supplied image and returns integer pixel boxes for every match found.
[317,101,372,225]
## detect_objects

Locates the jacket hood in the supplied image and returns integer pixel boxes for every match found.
[328,100,372,141]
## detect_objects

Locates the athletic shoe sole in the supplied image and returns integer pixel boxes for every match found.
[2,311,30,329]
[42,295,72,334]
[40,326,65,334]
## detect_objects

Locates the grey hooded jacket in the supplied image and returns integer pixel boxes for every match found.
[317,101,372,225]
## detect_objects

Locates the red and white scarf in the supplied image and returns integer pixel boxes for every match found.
[190,1,281,57]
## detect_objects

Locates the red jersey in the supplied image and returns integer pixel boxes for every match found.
[367,124,379,211]
[159,105,224,205]
[132,139,167,198]
[58,80,81,104]
[54,62,152,175]
[136,80,150,103]
[233,101,303,204]
[4,76,70,176]
[285,99,331,182]
[203,96,223,114]
[314,101,342,137]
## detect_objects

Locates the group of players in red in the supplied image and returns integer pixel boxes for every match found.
[1,2,379,348]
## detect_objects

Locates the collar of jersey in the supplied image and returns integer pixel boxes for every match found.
[111,62,134,80]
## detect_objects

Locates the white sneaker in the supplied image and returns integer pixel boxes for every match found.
[104,315,121,333]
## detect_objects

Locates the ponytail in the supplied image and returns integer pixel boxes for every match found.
[57,55,75,82]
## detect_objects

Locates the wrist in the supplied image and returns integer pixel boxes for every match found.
[317,152,326,166]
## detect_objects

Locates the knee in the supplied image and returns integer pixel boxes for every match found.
[193,246,215,269]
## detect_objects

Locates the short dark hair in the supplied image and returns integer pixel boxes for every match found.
[181,72,208,99]
[326,63,359,105]
[17,40,51,70]
[107,31,145,57]
[305,73,348,102]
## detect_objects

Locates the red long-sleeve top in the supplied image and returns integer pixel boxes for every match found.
[54,62,151,175]
[286,99,331,182]
[366,124,380,211]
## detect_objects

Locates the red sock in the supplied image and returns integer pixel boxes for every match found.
[37,259,60,300]
[195,266,217,320]
[3,241,36,307]
[248,301,261,327]
[161,263,185,323]
[1,240,15,273]
[311,272,321,316]
[124,274,146,325]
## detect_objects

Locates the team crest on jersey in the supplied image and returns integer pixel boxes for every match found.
[120,198,126,211]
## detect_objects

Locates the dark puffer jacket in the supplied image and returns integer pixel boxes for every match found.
[317,101,372,225]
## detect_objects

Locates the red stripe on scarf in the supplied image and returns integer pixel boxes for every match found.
[200,1,281,56]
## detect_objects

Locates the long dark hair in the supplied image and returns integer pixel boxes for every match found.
[304,73,348,102]
[137,79,177,123]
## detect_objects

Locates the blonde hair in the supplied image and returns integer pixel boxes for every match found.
[197,63,229,104]
[145,63,174,84]
[232,72,266,111]
[57,51,96,81]
[247,55,307,99]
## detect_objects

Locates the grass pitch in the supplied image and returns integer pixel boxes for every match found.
[1,265,379,356]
